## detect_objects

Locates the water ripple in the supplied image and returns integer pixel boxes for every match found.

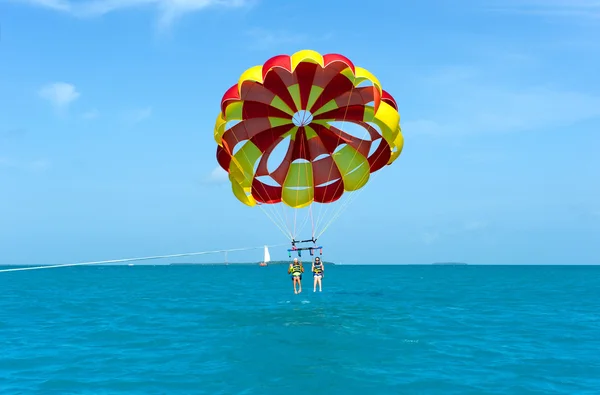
[1,264,599,394]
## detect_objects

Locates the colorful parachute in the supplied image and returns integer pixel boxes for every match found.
[214,49,404,212]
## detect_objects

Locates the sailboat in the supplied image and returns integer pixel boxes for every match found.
[259,245,270,267]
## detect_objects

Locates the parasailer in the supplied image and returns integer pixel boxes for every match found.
[288,257,304,294]
[312,256,324,292]
[213,49,404,259]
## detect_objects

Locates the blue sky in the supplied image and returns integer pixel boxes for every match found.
[1,0,599,265]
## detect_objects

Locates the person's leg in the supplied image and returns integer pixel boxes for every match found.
[313,274,318,292]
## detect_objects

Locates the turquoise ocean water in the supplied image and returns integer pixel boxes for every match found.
[1,264,599,394]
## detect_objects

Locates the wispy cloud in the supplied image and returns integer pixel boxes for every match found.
[485,0,600,19]
[13,0,252,28]
[206,166,228,184]
[404,65,600,137]
[421,231,441,245]
[244,28,308,51]
[38,82,80,110]
[125,106,152,124]
[243,28,333,51]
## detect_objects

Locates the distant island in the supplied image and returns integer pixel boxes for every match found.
[169,260,335,266]
[431,262,468,265]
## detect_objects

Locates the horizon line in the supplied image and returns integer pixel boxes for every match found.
[2,263,599,267]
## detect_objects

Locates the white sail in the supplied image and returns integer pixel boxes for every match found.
[263,245,271,263]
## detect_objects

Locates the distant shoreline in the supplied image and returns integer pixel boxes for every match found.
[431,262,468,265]
[170,260,336,266]
[4,263,600,268]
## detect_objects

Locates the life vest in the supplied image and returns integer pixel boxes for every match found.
[289,263,303,275]
[313,263,323,274]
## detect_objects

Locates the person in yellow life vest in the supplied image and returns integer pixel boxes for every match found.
[288,257,304,294]
[312,256,324,292]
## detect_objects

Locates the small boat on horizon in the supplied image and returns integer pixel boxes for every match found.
[259,245,270,267]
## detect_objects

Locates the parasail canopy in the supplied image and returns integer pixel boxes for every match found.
[213,49,404,242]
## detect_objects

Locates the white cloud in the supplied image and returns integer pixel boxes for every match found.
[207,166,229,183]
[13,0,251,28]
[38,82,80,109]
